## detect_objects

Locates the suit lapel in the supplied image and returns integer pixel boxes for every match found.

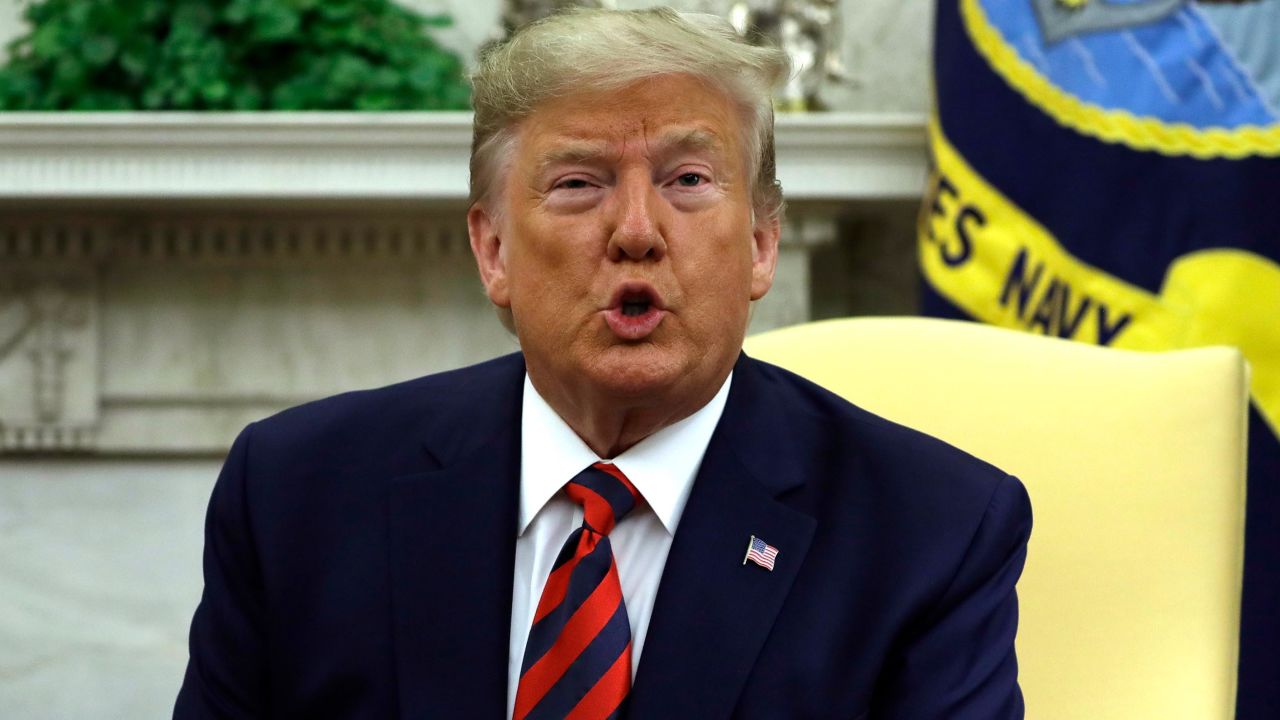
[388,356,523,720]
[630,356,817,719]
[385,353,814,719]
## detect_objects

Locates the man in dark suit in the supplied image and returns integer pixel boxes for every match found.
[175,8,1031,719]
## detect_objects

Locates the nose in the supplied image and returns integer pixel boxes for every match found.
[606,171,667,262]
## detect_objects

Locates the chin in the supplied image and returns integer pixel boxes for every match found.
[584,345,690,400]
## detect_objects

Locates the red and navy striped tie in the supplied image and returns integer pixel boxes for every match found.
[513,462,641,720]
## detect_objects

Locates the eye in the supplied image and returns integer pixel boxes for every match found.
[675,173,706,187]
[555,177,593,190]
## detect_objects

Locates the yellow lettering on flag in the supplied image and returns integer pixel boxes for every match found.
[919,117,1280,437]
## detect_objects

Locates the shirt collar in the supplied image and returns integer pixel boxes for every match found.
[519,370,732,536]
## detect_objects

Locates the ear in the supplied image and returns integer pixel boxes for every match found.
[468,203,511,308]
[749,214,781,301]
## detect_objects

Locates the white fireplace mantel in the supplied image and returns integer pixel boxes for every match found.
[0,111,926,202]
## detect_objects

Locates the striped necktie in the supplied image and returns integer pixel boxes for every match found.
[513,462,641,720]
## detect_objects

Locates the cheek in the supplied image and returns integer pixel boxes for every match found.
[515,211,604,264]
[676,257,754,328]
[508,221,564,281]
[681,217,755,283]
[506,220,600,310]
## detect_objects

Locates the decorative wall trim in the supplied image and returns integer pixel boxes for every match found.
[0,112,927,202]
[0,425,98,452]
[109,217,471,265]
[0,213,471,264]
[0,267,99,452]
[0,222,111,261]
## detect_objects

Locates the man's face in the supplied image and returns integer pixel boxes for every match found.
[469,74,779,410]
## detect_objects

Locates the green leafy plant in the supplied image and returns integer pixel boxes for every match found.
[0,0,471,110]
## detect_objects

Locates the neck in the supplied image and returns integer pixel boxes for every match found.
[527,367,728,458]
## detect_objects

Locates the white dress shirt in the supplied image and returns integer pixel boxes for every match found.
[506,371,732,719]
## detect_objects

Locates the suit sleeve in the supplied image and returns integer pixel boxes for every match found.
[173,425,269,719]
[873,473,1034,720]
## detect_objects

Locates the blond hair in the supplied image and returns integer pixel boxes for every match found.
[468,7,789,221]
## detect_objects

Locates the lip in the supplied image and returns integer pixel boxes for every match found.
[603,281,667,341]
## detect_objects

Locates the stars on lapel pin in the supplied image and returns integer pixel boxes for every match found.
[742,534,779,571]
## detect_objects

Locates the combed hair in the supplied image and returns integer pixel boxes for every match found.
[468,7,789,221]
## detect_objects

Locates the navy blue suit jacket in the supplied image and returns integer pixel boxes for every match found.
[175,352,1031,719]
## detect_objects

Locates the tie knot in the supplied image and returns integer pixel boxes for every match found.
[566,463,641,536]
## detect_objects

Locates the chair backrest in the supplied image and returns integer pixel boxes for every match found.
[744,316,1248,720]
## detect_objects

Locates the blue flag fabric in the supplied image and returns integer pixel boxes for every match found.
[920,1,1280,717]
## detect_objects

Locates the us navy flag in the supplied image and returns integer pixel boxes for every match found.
[920,1,1280,717]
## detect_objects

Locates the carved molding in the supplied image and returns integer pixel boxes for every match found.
[0,267,99,452]
[0,214,471,265]
[111,217,471,265]
[0,208,513,455]
[0,222,110,262]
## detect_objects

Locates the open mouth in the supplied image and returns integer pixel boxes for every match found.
[605,282,666,340]
[621,293,653,317]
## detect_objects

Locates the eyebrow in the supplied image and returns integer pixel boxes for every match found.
[653,128,724,157]
[534,128,727,177]
[535,141,612,175]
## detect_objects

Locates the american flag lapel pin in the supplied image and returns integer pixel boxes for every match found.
[743,534,779,571]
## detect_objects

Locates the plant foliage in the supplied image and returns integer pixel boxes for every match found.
[0,0,471,110]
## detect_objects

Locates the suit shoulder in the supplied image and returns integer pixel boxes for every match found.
[241,352,524,472]
[748,357,1015,505]
[745,358,1031,610]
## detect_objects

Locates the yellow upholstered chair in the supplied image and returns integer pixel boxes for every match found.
[744,316,1248,720]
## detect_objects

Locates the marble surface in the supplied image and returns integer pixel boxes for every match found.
[0,459,218,719]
